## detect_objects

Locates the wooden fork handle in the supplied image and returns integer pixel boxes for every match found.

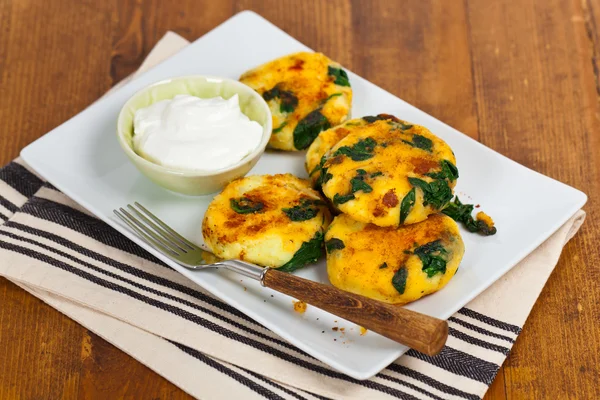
[263,268,448,356]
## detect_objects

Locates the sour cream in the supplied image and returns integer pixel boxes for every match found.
[133,94,263,172]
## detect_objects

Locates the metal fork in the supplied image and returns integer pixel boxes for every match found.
[114,202,448,356]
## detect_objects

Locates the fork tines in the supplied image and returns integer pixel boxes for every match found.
[114,202,198,257]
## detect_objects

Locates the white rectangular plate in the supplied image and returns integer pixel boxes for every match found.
[21,11,587,380]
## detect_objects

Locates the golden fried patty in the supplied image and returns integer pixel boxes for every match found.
[317,114,458,227]
[202,174,331,271]
[305,118,368,186]
[325,213,464,304]
[239,52,352,151]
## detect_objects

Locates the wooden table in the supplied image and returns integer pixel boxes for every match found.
[1,1,598,398]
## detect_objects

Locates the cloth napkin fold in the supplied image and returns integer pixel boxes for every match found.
[0,32,586,400]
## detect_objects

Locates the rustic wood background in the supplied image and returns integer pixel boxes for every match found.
[1,0,599,398]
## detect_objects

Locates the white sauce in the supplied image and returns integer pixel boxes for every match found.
[133,94,263,171]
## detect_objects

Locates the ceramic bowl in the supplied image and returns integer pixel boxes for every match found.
[117,75,272,195]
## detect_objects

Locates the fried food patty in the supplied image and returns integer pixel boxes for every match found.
[305,118,367,186]
[317,114,458,227]
[202,174,331,271]
[325,213,464,304]
[239,52,352,151]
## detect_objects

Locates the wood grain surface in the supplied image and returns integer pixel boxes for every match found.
[0,0,599,398]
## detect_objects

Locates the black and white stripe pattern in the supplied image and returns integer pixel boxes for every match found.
[0,160,523,400]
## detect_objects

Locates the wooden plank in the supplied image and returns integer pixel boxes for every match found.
[0,280,82,399]
[78,331,192,400]
[0,0,114,166]
[0,1,114,399]
[466,0,600,398]
[349,0,479,139]
[1,0,599,398]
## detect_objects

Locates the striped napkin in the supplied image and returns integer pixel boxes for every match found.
[0,32,585,400]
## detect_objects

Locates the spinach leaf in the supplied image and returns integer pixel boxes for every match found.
[333,193,355,205]
[399,188,416,224]
[328,66,351,86]
[379,262,388,269]
[230,197,264,214]
[402,134,433,152]
[362,115,385,123]
[262,84,298,113]
[391,267,408,294]
[355,169,383,179]
[408,177,453,210]
[426,160,459,182]
[334,137,377,161]
[325,238,345,253]
[388,121,413,131]
[293,109,331,150]
[414,240,448,277]
[333,169,374,205]
[350,177,373,194]
[278,232,325,273]
[283,198,324,222]
[313,155,334,186]
[325,93,342,102]
[278,91,298,113]
[309,165,321,177]
[272,122,287,134]
[442,196,497,235]
[363,114,399,124]
[321,172,333,184]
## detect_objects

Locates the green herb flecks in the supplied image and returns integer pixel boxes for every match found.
[262,84,298,113]
[230,197,265,214]
[283,198,325,222]
[293,109,331,150]
[321,172,333,184]
[391,267,408,294]
[334,137,377,161]
[333,193,355,205]
[333,169,374,205]
[414,240,448,278]
[325,93,342,102]
[325,238,345,253]
[442,196,497,236]
[272,122,287,134]
[426,160,459,182]
[350,177,373,194]
[388,120,414,131]
[379,262,388,269]
[362,115,388,123]
[278,232,325,273]
[313,155,334,186]
[328,66,351,87]
[399,188,416,224]
[402,134,433,152]
[408,177,453,210]
[370,171,383,178]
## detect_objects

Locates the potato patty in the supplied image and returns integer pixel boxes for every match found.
[317,114,458,227]
[202,174,331,271]
[305,118,368,186]
[325,213,464,304]
[239,52,352,151]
